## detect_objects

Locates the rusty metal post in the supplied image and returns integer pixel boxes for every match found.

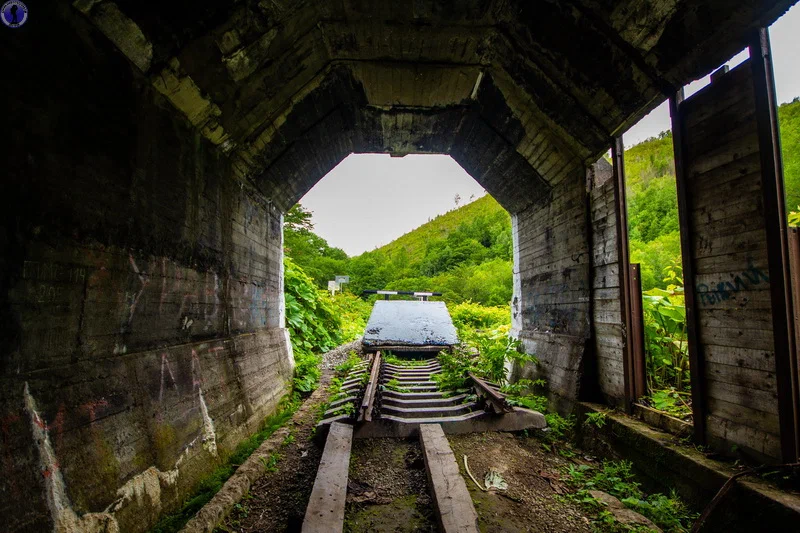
[751,27,800,462]
[790,228,800,375]
[670,90,707,445]
[629,264,647,400]
[612,136,634,412]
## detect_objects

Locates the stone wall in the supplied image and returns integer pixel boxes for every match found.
[0,6,292,532]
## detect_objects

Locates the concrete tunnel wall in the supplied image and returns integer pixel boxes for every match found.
[0,8,596,530]
[1,7,293,532]
[3,0,799,530]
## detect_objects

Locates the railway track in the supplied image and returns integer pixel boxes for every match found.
[305,351,545,533]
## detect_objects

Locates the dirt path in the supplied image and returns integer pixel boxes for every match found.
[344,438,437,532]
[217,371,334,533]
[448,432,593,533]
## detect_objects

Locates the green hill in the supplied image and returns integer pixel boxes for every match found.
[780,98,800,211]
[286,97,800,303]
[346,194,513,305]
[374,194,508,260]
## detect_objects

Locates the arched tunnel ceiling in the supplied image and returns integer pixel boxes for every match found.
[74,0,796,212]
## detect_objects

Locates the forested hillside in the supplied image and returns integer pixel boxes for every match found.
[782,98,800,212]
[285,97,800,304]
[347,195,513,305]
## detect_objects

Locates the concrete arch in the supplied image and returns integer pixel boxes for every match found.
[2,1,797,531]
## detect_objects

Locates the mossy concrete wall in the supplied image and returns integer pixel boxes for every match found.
[575,403,800,532]
[0,5,292,532]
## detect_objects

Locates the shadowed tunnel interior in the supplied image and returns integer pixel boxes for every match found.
[1,1,798,531]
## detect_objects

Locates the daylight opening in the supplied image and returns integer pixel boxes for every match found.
[284,152,514,313]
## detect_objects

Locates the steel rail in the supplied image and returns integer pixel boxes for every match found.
[359,351,382,422]
[468,372,514,414]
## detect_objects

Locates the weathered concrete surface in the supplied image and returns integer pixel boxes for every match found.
[1,5,292,532]
[2,2,798,529]
[511,167,593,412]
[66,0,795,212]
[576,403,800,533]
[181,379,331,533]
[363,301,459,348]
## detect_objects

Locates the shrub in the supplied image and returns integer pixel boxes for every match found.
[449,301,510,335]
[284,257,342,392]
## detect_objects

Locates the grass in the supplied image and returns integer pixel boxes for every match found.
[563,461,696,532]
[335,351,362,375]
[383,353,431,367]
[148,393,300,533]
[382,378,411,393]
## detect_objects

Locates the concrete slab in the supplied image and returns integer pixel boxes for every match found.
[420,424,480,533]
[302,422,353,533]
[356,409,546,439]
[363,301,459,348]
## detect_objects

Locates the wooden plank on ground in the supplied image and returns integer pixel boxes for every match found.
[419,424,479,533]
[302,422,353,533]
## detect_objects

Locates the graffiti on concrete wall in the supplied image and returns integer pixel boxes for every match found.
[696,264,769,306]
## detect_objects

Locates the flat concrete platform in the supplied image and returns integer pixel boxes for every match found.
[420,424,480,533]
[363,300,459,348]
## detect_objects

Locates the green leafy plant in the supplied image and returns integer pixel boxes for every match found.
[330,402,356,417]
[382,378,410,393]
[259,452,280,473]
[646,389,692,419]
[383,354,430,367]
[434,324,537,392]
[584,411,608,429]
[502,379,549,413]
[543,413,575,443]
[284,257,343,393]
[335,351,362,375]
[564,460,696,532]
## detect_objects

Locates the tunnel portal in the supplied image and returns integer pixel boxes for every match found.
[2,1,798,531]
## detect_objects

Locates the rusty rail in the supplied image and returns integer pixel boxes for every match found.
[468,372,514,414]
[359,351,382,422]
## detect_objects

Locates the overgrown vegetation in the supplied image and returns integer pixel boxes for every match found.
[284,257,342,393]
[564,461,696,532]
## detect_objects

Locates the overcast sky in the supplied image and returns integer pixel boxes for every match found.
[300,4,800,257]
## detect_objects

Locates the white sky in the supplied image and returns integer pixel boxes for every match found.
[625,3,800,146]
[299,154,487,255]
[300,5,800,256]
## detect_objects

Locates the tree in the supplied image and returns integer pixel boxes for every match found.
[284,204,314,233]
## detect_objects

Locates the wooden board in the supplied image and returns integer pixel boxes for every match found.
[419,424,480,533]
[677,59,787,458]
[302,422,353,533]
